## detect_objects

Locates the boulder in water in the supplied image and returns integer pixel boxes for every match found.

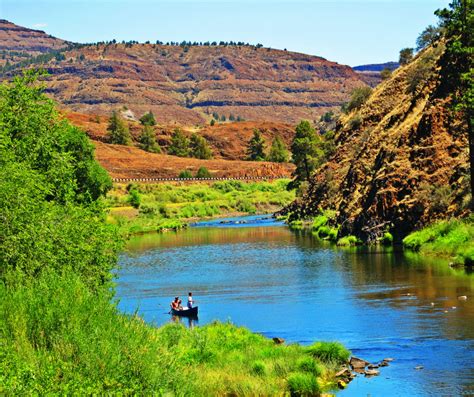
[350,356,370,369]
[365,369,380,376]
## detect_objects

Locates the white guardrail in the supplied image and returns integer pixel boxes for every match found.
[112,176,288,182]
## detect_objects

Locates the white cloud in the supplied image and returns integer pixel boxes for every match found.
[32,23,48,29]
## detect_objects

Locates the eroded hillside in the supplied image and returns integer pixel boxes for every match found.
[0,21,366,124]
[286,43,470,241]
[0,20,67,66]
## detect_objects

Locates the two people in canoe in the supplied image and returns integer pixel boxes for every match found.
[170,292,194,311]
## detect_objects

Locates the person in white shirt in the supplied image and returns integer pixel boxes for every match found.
[187,292,194,309]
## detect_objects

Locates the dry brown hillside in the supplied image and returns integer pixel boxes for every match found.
[0,20,366,124]
[0,20,67,66]
[66,112,294,160]
[65,112,295,178]
[285,43,470,242]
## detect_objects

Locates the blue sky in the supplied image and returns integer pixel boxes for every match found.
[1,0,448,66]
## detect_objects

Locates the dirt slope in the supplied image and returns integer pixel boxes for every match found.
[93,141,294,179]
[285,43,470,241]
[65,112,295,178]
[65,112,295,160]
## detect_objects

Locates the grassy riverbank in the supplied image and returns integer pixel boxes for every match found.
[289,212,473,265]
[1,271,349,395]
[107,180,295,235]
[403,216,474,266]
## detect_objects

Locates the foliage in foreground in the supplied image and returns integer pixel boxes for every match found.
[0,71,119,288]
[0,271,348,395]
[403,216,474,265]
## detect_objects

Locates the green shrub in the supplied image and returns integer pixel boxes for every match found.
[0,271,185,394]
[128,188,141,208]
[403,217,474,264]
[251,361,267,376]
[236,198,256,213]
[327,227,339,241]
[380,231,394,245]
[287,372,321,396]
[406,55,436,94]
[312,215,328,231]
[296,357,324,376]
[306,342,350,364]
[345,86,372,112]
[348,115,362,130]
[178,170,193,179]
[196,167,212,178]
[289,220,304,230]
[337,235,361,246]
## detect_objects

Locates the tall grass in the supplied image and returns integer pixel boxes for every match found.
[1,271,349,395]
[107,180,295,235]
[403,216,474,265]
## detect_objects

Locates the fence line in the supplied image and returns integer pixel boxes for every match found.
[112,176,289,183]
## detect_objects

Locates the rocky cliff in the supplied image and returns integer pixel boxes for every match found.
[286,43,470,242]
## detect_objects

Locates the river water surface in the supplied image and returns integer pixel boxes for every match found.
[117,215,474,396]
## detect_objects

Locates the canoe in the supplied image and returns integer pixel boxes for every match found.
[171,306,198,317]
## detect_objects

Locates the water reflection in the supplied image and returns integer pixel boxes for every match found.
[171,315,199,329]
[117,218,474,396]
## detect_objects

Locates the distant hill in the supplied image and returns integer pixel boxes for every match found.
[352,62,399,72]
[0,20,368,125]
[352,62,400,87]
[0,19,68,67]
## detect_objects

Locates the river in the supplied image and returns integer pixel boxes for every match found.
[116,215,474,396]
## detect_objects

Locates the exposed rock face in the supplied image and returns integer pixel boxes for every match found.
[286,43,470,242]
[0,21,367,124]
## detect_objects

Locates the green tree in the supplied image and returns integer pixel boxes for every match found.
[416,25,442,51]
[190,133,213,159]
[220,114,226,122]
[345,86,372,112]
[196,166,212,178]
[435,0,474,205]
[0,71,120,288]
[139,111,156,126]
[246,129,266,161]
[268,135,289,163]
[210,119,216,126]
[139,125,161,153]
[107,110,131,145]
[290,120,325,184]
[0,70,112,204]
[399,48,414,65]
[168,128,190,157]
